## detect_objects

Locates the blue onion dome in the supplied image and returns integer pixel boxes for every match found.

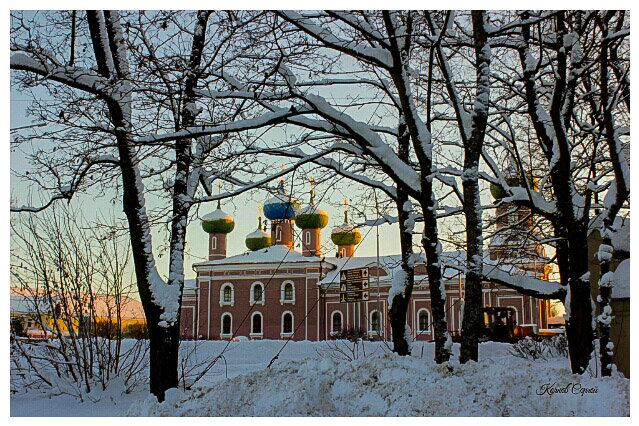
[263,180,301,220]
[330,200,362,246]
[246,208,272,251]
[295,187,328,230]
[201,200,235,234]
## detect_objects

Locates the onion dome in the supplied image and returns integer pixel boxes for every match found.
[490,176,537,200]
[263,180,301,220]
[330,200,362,246]
[295,187,328,230]
[246,207,272,251]
[201,200,235,234]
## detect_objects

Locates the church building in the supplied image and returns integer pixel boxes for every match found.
[180,180,552,342]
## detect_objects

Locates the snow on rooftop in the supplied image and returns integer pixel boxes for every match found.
[245,228,270,239]
[194,244,321,267]
[320,252,465,285]
[201,209,233,222]
[184,279,197,290]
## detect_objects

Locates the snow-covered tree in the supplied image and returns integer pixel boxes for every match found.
[480,10,629,374]
[11,10,302,400]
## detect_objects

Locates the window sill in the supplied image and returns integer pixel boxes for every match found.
[280,299,295,305]
[280,332,294,338]
[249,333,263,339]
[219,302,234,307]
[250,300,265,306]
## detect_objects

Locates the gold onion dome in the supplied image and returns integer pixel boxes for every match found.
[201,200,235,234]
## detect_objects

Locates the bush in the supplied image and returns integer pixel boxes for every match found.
[330,326,369,342]
[509,335,568,360]
[123,323,149,340]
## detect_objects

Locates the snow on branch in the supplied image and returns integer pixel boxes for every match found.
[482,265,565,300]
[11,53,113,99]
[277,11,394,69]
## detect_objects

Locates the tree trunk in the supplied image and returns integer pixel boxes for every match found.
[459,10,490,364]
[388,191,414,355]
[148,322,180,400]
[421,200,452,364]
[387,117,415,356]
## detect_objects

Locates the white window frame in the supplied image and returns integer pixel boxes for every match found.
[416,308,431,333]
[508,306,519,325]
[368,310,382,335]
[250,311,263,337]
[280,280,295,304]
[330,310,343,335]
[276,225,282,242]
[305,231,311,245]
[211,235,217,250]
[219,282,234,307]
[340,248,346,258]
[221,312,232,337]
[250,281,265,305]
[280,311,294,337]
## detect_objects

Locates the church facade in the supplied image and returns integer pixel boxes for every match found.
[180,183,552,342]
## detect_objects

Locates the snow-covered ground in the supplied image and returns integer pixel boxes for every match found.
[11,339,629,416]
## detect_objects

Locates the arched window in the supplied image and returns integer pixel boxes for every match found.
[280,281,295,304]
[369,310,381,333]
[281,312,293,335]
[254,285,263,301]
[305,231,311,245]
[211,235,217,250]
[219,283,234,306]
[221,313,232,336]
[251,312,263,335]
[340,248,346,258]
[331,311,343,334]
[508,306,519,325]
[276,225,282,242]
[417,309,431,332]
[250,282,265,305]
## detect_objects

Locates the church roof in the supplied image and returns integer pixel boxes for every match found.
[193,244,321,267]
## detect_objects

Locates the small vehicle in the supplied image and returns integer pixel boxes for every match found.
[480,307,536,342]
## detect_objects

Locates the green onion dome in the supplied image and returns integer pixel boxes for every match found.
[246,216,272,251]
[490,176,537,200]
[201,201,235,234]
[331,223,362,246]
[295,189,328,230]
[330,208,361,246]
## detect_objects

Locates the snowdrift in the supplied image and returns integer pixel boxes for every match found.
[129,347,629,417]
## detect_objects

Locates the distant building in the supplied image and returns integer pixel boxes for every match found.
[10,287,146,339]
[180,181,553,342]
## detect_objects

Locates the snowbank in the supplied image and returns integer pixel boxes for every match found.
[128,344,629,417]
